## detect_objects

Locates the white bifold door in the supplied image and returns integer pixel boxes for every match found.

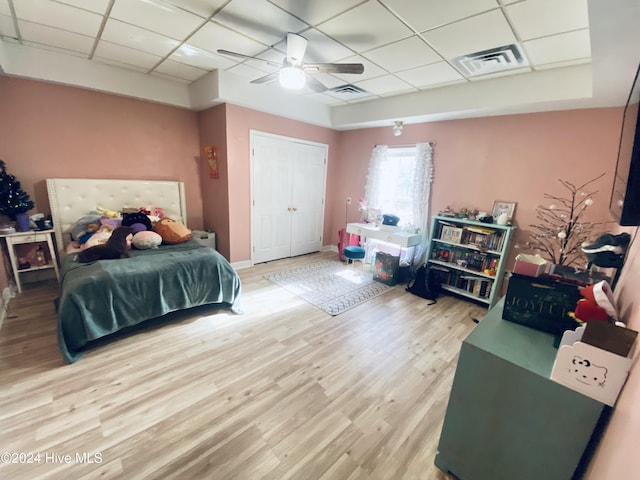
[251,131,327,264]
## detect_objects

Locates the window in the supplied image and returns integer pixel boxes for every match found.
[364,143,434,263]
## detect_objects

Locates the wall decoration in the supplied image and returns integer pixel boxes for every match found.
[204,145,218,179]
[492,200,517,221]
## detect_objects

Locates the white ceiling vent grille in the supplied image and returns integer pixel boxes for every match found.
[453,44,528,77]
[329,84,368,95]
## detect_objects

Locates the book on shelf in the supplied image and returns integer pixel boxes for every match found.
[440,225,464,243]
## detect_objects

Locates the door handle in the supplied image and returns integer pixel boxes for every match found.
[292,207,298,212]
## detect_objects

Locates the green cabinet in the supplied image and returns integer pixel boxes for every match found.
[435,298,607,480]
[427,216,515,308]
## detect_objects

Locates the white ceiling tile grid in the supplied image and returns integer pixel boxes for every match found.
[0,0,593,101]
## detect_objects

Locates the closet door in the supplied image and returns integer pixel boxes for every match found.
[290,141,326,257]
[251,132,327,264]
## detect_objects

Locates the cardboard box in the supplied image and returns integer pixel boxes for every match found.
[502,273,582,335]
[513,254,547,277]
[551,324,637,406]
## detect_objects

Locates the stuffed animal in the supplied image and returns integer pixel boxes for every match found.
[132,230,162,249]
[153,217,191,244]
[77,226,134,263]
[82,224,114,249]
[96,206,120,218]
[122,210,153,234]
[77,223,101,245]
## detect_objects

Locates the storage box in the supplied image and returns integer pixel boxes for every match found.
[513,254,547,277]
[373,252,400,286]
[551,323,637,406]
[502,273,582,335]
[191,230,216,249]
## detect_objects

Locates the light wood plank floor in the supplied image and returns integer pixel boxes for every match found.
[0,251,486,480]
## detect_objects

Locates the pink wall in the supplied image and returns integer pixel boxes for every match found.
[334,109,622,268]
[0,76,203,226]
[198,104,230,258]
[0,76,203,293]
[223,104,339,263]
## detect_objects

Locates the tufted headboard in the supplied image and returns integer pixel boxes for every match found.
[46,178,186,257]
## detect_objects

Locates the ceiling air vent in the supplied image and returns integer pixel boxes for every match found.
[453,44,528,77]
[329,84,368,95]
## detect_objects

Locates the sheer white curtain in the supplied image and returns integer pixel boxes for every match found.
[364,142,434,265]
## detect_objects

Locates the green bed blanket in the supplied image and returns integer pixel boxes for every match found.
[56,240,242,363]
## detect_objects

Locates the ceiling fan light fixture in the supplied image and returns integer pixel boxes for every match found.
[393,121,404,136]
[279,66,305,90]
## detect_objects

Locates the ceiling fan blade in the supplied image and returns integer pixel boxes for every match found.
[305,75,327,93]
[286,32,308,66]
[217,49,281,68]
[251,71,280,85]
[304,63,365,75]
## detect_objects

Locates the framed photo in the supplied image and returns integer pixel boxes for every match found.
[492,200,517,220]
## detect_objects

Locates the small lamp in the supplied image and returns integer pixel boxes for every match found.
[393,121,404,136]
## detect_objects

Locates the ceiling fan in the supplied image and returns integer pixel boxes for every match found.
[217,32,364,93]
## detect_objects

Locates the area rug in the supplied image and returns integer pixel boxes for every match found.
[264,259,392,315]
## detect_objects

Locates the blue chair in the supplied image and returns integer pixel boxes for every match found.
[343,246,366,274]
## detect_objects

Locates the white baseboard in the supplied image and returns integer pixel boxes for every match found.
[323,245,338,253]
[231,260,253,270]
[0,286,16,331]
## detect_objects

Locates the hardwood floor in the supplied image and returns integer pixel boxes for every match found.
[0,251,486,479]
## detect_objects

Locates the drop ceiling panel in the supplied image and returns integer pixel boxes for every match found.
[94,41,162,70]
[227,62,271,79]
[396,61,465,88]
[268,0,366,26]
[356,74,416,96]
[18,21,94,54]
[318,1,413,52]
[0,0,10,16]
[421,9,517,59]
[214,0,309,46]
[363,36,441,72]
[190,21,267,56]
[154,59,208,82]
[170,44,236,70]
[0,14,15,37]
[524,30,591,67]
[507,0,589,41]
[382,0,500,33]
[110,0,205,41]
[13,0,102,37]
[163,0,228,19]
[56,0,111,14]
[101,19,180,57]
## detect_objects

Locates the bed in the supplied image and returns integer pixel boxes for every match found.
[46,178,242,364]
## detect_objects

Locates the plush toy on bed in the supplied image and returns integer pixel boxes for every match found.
[122,210,153,234]
[77,226,134,263]
[82,224,114,249]
[153,217,192,244]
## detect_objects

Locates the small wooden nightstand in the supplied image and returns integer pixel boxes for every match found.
[0,229,60,293]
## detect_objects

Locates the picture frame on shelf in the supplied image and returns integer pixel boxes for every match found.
[492,200,517,220]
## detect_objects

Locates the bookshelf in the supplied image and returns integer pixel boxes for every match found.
[427,215,516,308]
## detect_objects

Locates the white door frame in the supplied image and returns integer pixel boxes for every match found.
[249,130,328,265]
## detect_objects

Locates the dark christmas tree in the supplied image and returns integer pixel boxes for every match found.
[0,160,35,220]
